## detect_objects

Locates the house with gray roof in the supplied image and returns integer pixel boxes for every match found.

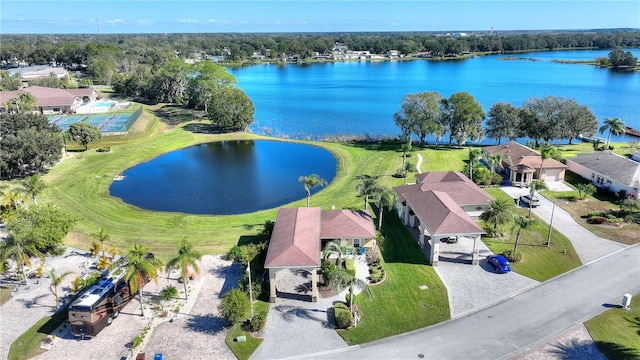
[393,171,489,266]
[567,151,640,195]
[264,207,376,303]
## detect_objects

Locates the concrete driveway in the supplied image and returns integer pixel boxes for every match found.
[500,185,627,264]
[431,237,539,318]
[250,269,349,360]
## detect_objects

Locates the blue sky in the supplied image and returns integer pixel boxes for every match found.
[2,1,639,34]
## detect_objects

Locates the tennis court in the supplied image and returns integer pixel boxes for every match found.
[48,115,88,132]
[47,106,142,135]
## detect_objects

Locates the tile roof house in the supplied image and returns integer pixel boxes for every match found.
[264,207,376,303]
[567,151,640,195]
[0,86,96,114]
[482,141,567,187]
[393,171,489,266]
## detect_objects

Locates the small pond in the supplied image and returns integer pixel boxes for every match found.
[109,140,337,215]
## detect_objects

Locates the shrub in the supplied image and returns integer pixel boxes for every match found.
[250,311,267,332]
[334,303,352,329]
[130,335,143,349]
[503,250,523,263]
[219,288,250,326]
[345,258,356,277]
[588,216,607,224]
[587,210,605,218]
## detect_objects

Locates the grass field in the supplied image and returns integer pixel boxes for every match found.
[338,208,450,345]
[481,188,582,281]
[40,110,471,260]
[585,294,640,360]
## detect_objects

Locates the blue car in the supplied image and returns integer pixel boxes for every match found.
[487,255,511,273]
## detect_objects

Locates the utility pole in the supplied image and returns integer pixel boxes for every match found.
[247,261,254,318]
[96,18,100,34]
[545,198,556,247]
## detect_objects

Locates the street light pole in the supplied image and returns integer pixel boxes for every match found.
[546,198,556,247]
[247,261,254,318]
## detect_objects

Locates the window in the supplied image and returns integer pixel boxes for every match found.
[353,238,361,248]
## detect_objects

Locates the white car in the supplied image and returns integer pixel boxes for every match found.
[519,195,540,207]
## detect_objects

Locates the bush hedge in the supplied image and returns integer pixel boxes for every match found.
[335,303,352,329]
[345,258,356,277]
[503,250,523,263]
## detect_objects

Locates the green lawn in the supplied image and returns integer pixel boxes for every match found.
[8,310,67,360]
[225,301,268,360]
[338,209,450,345]
[40,110,469,260]
[585,294,640,360]
[482,188,582,282]
[0,285,14,306]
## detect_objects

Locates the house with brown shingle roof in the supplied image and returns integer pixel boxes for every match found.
[265,207,376,303]
[393,171,489,266]
[0,86,96,114]
[482,141,567,187]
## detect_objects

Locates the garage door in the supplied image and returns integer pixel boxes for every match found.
[544,169,561,182]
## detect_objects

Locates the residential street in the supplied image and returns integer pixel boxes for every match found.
[305,244,640,360]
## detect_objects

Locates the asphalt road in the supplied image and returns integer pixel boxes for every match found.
[306,244,640,360]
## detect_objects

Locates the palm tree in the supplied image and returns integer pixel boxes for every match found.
[90,227,111,258]
[165,237,202,301]
[575,183,597,200]
[486,153,504,184]
[468,148,482,180]
[298,174,328,207]
[528,180,548,218]
[401,140,412,169]
[355,175,382,210]
[20,175,46,205]
[511,215,536,253]
[323,240,352,267]
[598,117,625,151]
[2,189,26,213]
[537,144,558,181]
[480,198,514,235]
[124,243,163,318]
[402,162,417,185]
[48,269,74,307]
[373,188,396,230]
[324,266,372,313]
[0,235,44,286]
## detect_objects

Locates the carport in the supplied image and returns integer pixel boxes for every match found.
[399,190,486,266]
[264,208,321,303]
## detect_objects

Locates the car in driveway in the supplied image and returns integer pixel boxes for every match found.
[487,255,511,273]
[519,195,540,207]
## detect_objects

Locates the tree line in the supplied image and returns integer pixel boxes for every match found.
[2,30,639,68]
[394,91,599,146]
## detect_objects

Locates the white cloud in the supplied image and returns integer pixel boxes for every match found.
[180,18,200,24]
[138,19,152,25]
[105,18,125,24]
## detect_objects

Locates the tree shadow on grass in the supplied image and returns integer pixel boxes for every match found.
[182,123,229,134]
[592,341,640,360]
[153,104,205,126]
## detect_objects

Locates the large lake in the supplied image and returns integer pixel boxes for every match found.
[109,140,336,215]
[231,49,640,144]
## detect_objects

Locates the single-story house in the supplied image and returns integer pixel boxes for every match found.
[0,86,96,114]
[567,151,640,195]
[393,171,490,266]
[264,207,376,303]
[482,141,567,187]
